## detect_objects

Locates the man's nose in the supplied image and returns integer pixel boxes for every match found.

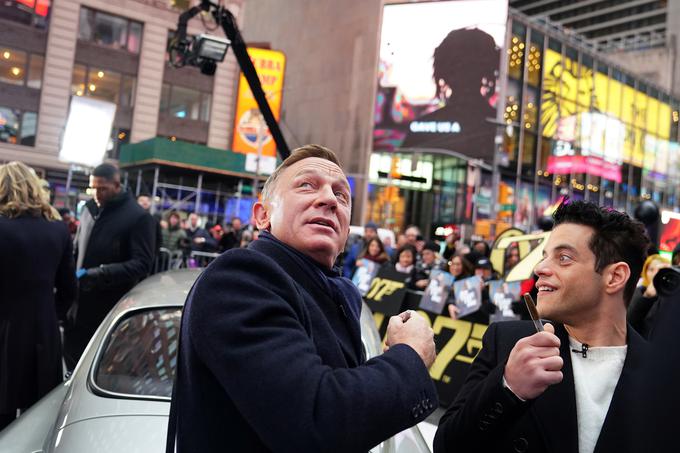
[533,259,552,277]
[315,184,338,209]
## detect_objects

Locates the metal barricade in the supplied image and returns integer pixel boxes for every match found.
[155,248,187,272]
[188,251,221,268]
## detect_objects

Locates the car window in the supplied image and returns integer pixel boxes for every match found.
[93,308,181,398]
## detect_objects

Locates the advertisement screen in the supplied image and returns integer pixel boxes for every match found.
[373,0,507,162]
[541,48,674,174]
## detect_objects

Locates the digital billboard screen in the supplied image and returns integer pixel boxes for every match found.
[373,0,508,162]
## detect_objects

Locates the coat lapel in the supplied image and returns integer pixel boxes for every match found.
[250,237,364,367]
[593,326,649,453]
[530,323,579,453]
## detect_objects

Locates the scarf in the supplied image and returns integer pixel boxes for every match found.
[256,231,362,321]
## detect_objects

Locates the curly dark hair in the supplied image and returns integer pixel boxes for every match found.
[553,200,649,303]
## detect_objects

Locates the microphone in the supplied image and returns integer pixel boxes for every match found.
[572,343,589,358]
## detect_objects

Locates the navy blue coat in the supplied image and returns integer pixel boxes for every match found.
[434,321,648,453]
[0,215,76,413]
[173,235,438,452]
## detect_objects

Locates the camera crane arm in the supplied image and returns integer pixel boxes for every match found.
[172,0,291,160]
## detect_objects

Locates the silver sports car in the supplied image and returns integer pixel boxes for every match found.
[0,269,431,452]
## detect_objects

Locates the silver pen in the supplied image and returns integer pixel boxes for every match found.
[523,293,544,333]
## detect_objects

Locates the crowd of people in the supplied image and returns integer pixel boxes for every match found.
[341,221,528,323]
[2,147,680,452]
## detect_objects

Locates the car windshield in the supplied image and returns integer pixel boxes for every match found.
[93,307,182,398]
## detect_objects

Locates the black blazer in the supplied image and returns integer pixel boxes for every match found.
[0,215,76,413]
[434,321,648,453]
[173,237,438,452]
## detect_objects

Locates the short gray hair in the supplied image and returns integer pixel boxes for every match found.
[260,144,342,202]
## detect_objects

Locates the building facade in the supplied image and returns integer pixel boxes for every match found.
[0,0,244,213]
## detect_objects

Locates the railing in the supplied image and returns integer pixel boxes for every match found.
[154,248,221,273]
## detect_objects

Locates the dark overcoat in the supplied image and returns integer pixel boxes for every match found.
[0,215,76,413]
[434,321,648,453]
[172,235,438,452]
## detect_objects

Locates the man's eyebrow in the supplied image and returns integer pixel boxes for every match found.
[546,244,580,256]
[293,168,350,189]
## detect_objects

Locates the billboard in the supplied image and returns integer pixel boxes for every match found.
[231,47,286,174]
[541,48,674,177]
[373,0,507,162]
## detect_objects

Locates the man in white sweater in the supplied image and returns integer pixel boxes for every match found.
[434,200,650,453]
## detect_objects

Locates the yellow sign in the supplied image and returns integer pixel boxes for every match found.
[231,48,286,158]
[541,48,673,167]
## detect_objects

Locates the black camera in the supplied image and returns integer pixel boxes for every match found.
[654,266,680,296]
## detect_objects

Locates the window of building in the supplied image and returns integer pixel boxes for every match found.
[0,48,28,86]
[160,84,211,122]
[71,64,136,107]
[0,47,45,89]
[78,7,143,54]
[0,0,51,29]
[0,106,37,146]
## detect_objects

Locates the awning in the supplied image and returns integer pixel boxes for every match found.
[119,137,268,179]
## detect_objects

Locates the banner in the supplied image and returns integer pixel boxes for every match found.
[488,279,521,321]
[364,266,409,318]
[452,276,482,318]
[351,259,379,296]
[231,48,286,173]
[419,269,455,314]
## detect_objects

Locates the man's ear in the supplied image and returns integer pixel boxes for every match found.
[604,261,631,296]
[253,201,271,231]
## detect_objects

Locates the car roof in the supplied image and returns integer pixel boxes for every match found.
[110,268,202,313]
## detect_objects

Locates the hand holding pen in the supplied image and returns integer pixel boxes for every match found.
[503,294,563,400]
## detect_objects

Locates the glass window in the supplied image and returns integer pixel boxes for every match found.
[20,111,37,146]
[27,54,44,89]
[160,84,171,113]
[128,21,142,54]
[0,48,28,86]
[121,76,136,108]
[94,12,128,49]
[88,68,121,103]
[93,308,181,398]
[170,86,202,120]
[79,8,142,54]
[78,7,95,41]
[0,107,20,144]
[200,93,211,121]
[1,0,51,28]
[71,64,87,96]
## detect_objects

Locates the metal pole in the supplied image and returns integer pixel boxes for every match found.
[151,166,160,215]
[64,165,73,209]
[136,169,142,197]
[195,173,203,214]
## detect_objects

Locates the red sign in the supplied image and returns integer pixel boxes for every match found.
[547,155,622,183]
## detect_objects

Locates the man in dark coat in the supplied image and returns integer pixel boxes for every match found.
[434,200,650,453]
[169,145,438,452]
[64,163,155,369]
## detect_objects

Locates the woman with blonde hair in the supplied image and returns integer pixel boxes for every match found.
[0,161,77,429]
[627,253,671,339]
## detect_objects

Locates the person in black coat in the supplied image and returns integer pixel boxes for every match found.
[64,163,155,369]
[168,145,437,452]
[435,200,650,453]
[0,162,77,430]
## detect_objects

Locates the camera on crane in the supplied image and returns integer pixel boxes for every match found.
[169,33,230,76]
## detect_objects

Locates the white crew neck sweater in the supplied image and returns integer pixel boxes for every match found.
[569,337,627,453]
